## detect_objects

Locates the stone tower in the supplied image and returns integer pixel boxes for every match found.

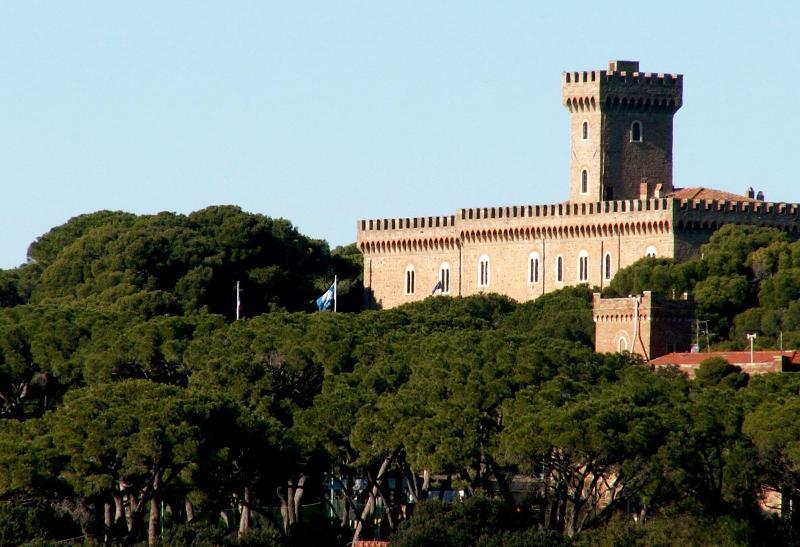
[592,291,695,360]
[563,60,683,203]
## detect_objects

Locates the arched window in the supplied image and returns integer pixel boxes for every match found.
[645,246,657,258]
[556,255,563,283]
[528,252,540,284]
[630,121,642,142]
[604,252,612,280]
[617,336,628,352]
[581,169,588,194]
[439,262,451,294]
[577,251,589,282]
[478,255,490,287]
[581,120,589,140]
[405,265,415,295]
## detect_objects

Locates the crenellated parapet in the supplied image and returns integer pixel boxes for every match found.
[674,199,800,234]
[563,60,682,114]
[357,198,677,255]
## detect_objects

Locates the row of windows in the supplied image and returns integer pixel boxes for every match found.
[406,263,452,295]
[404,247,658,295]
[580,120,643,142]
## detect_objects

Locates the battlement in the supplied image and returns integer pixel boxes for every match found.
[358,214,457,232]
[563,60,682,112]
[675,199,799,215]
[458,198,672,223]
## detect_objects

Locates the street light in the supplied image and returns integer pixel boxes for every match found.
[746,333,757,365]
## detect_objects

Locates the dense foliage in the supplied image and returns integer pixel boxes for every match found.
[1,211,800,545]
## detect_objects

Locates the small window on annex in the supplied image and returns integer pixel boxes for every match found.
[405,265,416,295]
[581,120,589,140]
[604,252,612,280]
[478,255,490,287]
[528,252,540,284]
[645,246,657,258]
[581,169,588,194]
[439,262,451,294]
[556,256,564,283]
[630,121,642,142]
[577,251,589,282]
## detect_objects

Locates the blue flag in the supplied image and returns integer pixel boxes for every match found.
[316,282,336,311]
[431,280,443,295]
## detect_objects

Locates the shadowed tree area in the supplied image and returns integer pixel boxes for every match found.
[0,212,800,545]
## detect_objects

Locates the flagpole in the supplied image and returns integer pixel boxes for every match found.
[236,280,241,321]
[333,275,338,313]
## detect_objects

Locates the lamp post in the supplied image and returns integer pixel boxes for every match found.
[746,333,757,365]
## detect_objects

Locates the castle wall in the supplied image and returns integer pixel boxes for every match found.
[357,197,800,309]
[358,199,676,308]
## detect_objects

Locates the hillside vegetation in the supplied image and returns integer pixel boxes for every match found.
[0,211,799,545]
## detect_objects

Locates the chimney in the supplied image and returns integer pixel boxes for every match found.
[608,60,640,73]
[639,177,650,199]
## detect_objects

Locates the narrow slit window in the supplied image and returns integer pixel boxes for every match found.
[478,255,490,287]
[556,256,563,283]
[405,265,415,295]
[631,121,642,142]
[581,120,589,140]
[578,252,589,282]
[604,252,612,280]
[528,252,540,284]
[581,169,588,194]
[439,262,451,294]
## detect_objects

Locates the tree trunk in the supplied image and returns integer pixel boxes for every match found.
[185,499,195,523]
[148,475,161,546]
[125,493,137,532]
[421,469,430,499]
[287,481,296,525]
[238,487,251,538]
[352,455,392,545]
[220,511,230,530]
[277,487,290,532]
[104,502,113,545]
[113,494,124,526]
[293,475,306,524]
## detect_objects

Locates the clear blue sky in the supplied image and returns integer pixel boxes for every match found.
[1,2,797,269]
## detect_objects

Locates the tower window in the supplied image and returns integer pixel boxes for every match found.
[630,121,642,142]
[578,251,589,282]
[645,246,657,258]
[581,120,589,140]
[439,262,451,294]
[581,169,588,194]
[604,252,612,280]
[528,252,540,284]
[405,265,416,295]
[478,255,490,287]
[556,256,563,283]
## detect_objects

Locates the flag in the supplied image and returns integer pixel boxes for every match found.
[431,280,443,295]
[316,282,336,311]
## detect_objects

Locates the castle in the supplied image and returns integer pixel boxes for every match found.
[356,60,800,309]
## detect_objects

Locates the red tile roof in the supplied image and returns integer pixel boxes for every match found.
[650,351,800,367]
[667,187,759,202]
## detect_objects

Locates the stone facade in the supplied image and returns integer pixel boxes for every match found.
[592,291,695,360]
[357,60,800,310]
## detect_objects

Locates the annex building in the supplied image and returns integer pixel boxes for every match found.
[356,60,800,309]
